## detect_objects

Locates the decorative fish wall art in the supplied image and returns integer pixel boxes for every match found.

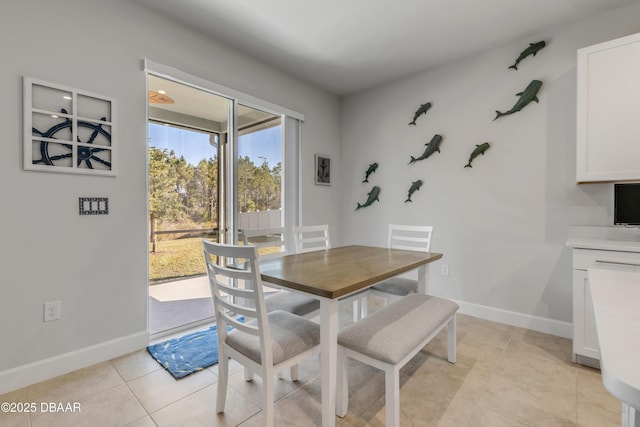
[409,134,442,164]
[408,102,432,125]
[355,186,381,210]
[405,180,423,203]
[509,41,546,70]
[464,142,491,168]
[362,162,378,183]
[494,80,542,121]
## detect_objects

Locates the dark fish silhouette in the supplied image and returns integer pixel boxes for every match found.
[405,180,423,203]
[362,162,378,183]
[494,80,542,120]
[464,142,491,168]
[356,186,381,210]
[409,134,442,164]
[408,102,432,125]
[509,41,546,70]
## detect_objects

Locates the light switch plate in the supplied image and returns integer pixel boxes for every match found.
[79,197,108,215]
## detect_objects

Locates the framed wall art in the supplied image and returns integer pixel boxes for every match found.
[315,154,331,185]
[24,77,116,176]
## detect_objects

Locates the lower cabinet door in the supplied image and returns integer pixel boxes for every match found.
[573,270,600,360]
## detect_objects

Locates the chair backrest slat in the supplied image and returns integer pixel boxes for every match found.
[388,224,433,253]
[218,309,259,336]
[293,224,331,253]
[241,227,287,259]
[209,263,254,281]
[214,295,258,320]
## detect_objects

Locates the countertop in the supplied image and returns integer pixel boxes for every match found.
[567,226,640,252]
[567,238,640,252]
[588,268,640,410]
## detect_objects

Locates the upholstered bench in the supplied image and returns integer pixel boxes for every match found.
[336,294,459,427]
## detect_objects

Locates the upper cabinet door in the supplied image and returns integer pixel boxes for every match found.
[577,32,640,183]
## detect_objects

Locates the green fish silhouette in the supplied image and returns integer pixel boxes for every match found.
[494,80,542,120]
[464,142,491,168]
[356,186,381,210]
[405,180,423,203]
[362,162,378,183]
[408,102,432,126]
[509,41,546,70]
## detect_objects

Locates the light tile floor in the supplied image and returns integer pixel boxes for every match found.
[0,299,623,427]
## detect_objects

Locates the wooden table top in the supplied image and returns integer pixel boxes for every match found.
[258,245,443,299]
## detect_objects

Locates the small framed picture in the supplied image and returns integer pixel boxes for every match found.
[315,154,331,185]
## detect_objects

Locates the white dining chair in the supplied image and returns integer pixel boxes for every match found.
[369,224,434,305]
[202,240,320,427]
[241,227,320,318]
[293,224,366,321]
[292,224,331,253]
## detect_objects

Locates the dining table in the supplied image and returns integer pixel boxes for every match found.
[258,244,443,427]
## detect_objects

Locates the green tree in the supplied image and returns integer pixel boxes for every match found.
[238,156,256,212]
[195,157,218,223]
[148,147,185,222]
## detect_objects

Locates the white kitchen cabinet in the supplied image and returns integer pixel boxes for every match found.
[571,247,640,365]
[573,269,599,361]
[576,31,640,183]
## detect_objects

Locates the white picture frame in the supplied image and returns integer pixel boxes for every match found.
[24,77,116,176]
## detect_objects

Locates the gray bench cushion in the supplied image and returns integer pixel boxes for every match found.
[226,310,320,365]
[371,277,417,296]
[338,294,458,365]
[265,291,320,317]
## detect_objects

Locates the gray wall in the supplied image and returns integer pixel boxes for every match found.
[0,0,341,382]
[340,3,640,324]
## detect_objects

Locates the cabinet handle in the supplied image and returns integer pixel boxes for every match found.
[595,259,640,267]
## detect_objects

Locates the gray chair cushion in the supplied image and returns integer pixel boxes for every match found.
[226,310,320,365]
[265,291,320,317]
[371,277,417,296]
[338,294,458,365]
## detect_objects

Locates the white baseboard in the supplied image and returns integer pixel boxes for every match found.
[0,300,573,396]
[0,331,148,395]
[453,299,573,339]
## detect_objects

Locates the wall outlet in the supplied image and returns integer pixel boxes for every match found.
[44,301,61,322]
[441,264,449,276]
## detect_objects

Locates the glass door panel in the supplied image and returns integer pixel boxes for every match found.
[236,105,283,256]
[147,74,231,335]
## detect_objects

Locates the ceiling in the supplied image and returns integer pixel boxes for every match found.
[134,0,640,96]
[148,74,279,131]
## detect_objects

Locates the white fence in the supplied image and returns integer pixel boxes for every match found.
[238,209,282,230]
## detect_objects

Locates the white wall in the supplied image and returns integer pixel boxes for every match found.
[0,0,341,392]
[340,3,640,330]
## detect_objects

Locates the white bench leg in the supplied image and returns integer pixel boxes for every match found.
[290,364,299,382]
[385,365,401,427]
[447,315,456,364]
[336,347,349,417]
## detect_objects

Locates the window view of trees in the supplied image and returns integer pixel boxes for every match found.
[149,147,218,226]
[149,148,282,228]
[148,125,282,282]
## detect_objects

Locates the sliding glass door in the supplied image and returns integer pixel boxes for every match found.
[145,68,296,336]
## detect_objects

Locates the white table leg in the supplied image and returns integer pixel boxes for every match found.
[320,298,339,427]
[417,264,430,295]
